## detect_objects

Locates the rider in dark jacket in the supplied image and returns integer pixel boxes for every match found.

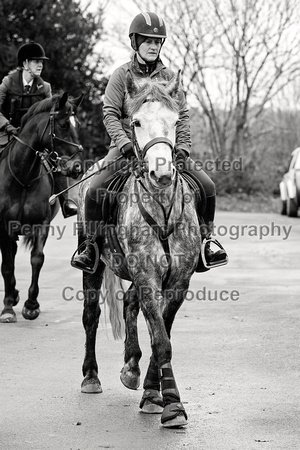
[0,41,77,218]
[72,12,228,272]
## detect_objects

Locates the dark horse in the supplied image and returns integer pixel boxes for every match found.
[0,92,83,323]
[76,73,202,428]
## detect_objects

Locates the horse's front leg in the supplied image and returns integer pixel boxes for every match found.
[120,283,142,390]
[0,231,19,323]
[22,226,49,320]
[81,261,105,394]
[139,355,164,414]
[140,282,188,427]
[140,285,187,416]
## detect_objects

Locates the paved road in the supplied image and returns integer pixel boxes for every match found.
[0,210,299,450]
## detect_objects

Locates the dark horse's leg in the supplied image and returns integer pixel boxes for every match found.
[0,229,19,323]
[120,283,142,390]
[140,282,188,427]
[22,226,50,320]
[81,260,105,393]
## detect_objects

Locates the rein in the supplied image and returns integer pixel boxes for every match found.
[130,118,184,285]
[134,175,185,287]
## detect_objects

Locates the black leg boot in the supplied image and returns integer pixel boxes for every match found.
[196,195,228,272]
[71,192,103,273]
[59,194,78,218]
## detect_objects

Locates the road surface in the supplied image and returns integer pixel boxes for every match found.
[0,210,299,450]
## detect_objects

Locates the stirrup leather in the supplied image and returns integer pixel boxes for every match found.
[201,238,228,269]
[70,239,99,274]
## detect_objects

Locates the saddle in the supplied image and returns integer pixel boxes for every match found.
[99,170,207,281]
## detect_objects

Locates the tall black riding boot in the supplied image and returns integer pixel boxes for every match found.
[196,194,228,272]
[71,192,103,273]
[59,194,78,218]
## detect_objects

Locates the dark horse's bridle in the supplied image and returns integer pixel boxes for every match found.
[8,102,83,188]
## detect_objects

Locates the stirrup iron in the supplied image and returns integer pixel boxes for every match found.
[201,238,228,269]
[70,239,99,274]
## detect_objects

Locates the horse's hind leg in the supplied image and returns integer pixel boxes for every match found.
[81,262,105,394]
[0,231,19,323]
[120,283,142,390]
[22,228,49,320]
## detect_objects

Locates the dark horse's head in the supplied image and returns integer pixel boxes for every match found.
[126,72,181,189]
[20,92,83,177]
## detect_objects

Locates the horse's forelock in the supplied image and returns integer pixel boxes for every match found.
[128,81,179,116]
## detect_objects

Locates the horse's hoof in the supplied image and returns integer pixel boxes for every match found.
[161,403,188,428]
[81,377,102,394]
[22,306,40,320]
[120,366,140,390]
[140,389,164,414]
[141,401,164,414]
[0,311,17,323]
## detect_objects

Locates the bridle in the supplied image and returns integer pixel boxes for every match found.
[130,118,173,165]
[8,102,83,188]
[130,114,184,287]
[47,104,83,161]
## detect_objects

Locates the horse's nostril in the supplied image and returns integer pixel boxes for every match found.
[150,171,172,187]
[159,175,172,186]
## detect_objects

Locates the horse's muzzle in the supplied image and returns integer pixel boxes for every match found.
[149,169,174,188]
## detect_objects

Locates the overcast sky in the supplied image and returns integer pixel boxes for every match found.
[83,0,142,74]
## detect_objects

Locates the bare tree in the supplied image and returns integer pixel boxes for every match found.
[124,0,300,160]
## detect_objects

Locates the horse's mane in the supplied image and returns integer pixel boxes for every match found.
[127,80,179,116]
[20,94,63,128]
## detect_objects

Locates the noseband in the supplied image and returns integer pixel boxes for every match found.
[130,119,174,162]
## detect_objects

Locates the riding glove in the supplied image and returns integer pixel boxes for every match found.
[121,143,136,160]
[5,123,18,136]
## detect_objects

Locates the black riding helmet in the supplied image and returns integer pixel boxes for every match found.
[17,42,49,66]
[129,12,167,51]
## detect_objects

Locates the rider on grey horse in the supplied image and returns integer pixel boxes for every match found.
[72,12,228,273]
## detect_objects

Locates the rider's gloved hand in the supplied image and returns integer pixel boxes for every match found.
[5,123,18,136]
[121,143,135,160]
[175,147,189,172]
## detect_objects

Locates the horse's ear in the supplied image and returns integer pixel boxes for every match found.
[72,94,84,110]
[59,92,69,109]
[126,73,139,98]
[166,70,181,98]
